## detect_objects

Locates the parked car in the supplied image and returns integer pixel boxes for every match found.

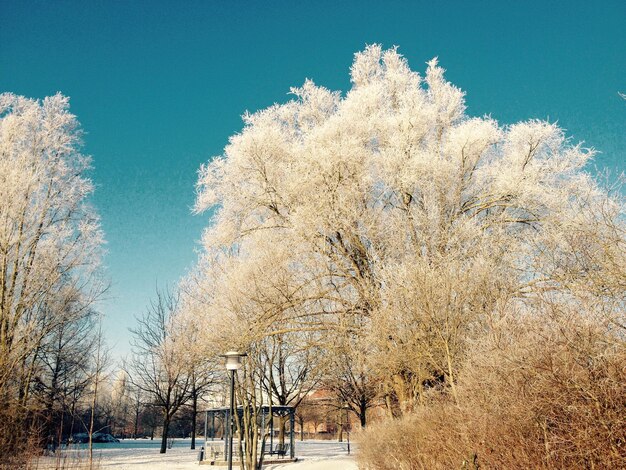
[67,433,88,444]
[93,433,120,443]
[67,432,120,444]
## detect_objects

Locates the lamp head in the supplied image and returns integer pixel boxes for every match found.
[222,351,247,370]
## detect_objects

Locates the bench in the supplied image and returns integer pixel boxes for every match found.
[266,443,290,458]
[205,443,223,461]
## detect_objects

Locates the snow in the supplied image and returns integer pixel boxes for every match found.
[34,439,357,470]
[265,440,356,470]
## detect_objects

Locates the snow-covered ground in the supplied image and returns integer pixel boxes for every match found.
[265,440,356,470]
[35,439,357,470]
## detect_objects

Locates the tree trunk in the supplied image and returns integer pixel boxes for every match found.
[133,406,139,438]
[89,381,98,468]
[69,399,76,438]
[160,414,170,454]
[278,415,286,445]
[298,416,304,441]
[359,407,366,428]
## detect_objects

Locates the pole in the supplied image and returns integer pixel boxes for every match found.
[228,369,235,470]
[346,408,351,455]
[204,411,208,460]
[290,410,295,459]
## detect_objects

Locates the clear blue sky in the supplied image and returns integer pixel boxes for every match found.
[1,0,624,357]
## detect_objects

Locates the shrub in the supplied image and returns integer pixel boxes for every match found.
[357,311,626,469]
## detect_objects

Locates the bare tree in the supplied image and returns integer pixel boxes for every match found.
[294,396,327,440]
[88,320,110,468]
[128,383,144,438]
[172,308,218,450]
[233,348,274,470]
[324,339,378,428]
[37,309,96,450]
[128,289,192,454]
[259,332,323,443]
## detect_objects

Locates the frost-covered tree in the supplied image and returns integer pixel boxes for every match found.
[0,93,106,459]
[193,44,618,406]
[0,93,104,363]
[189,48,623,469]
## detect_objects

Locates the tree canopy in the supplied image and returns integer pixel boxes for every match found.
[187,45,625,468]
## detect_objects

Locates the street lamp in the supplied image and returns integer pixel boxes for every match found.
[222,351,247,470]
[342,405,351,455]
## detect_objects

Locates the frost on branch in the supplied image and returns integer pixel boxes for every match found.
[188,47,623,466]
[0,92,107,458]
[189,46,619,362]
[195,45,597,260]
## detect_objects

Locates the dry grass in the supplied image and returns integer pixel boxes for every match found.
[0,422,101,470]
[357,311,626,469]
[24,452,102,470]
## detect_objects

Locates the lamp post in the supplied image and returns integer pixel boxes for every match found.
[222,351,247,470]
[343,405,351,455]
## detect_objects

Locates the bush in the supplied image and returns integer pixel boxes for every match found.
[357,312,626,469]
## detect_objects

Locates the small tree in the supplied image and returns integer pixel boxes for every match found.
[259,332,323,444]
[128,289,192,453]
[324,347,378,428]
[123,382,143,438]
[173,309,217,450]
[88,320,110,468]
